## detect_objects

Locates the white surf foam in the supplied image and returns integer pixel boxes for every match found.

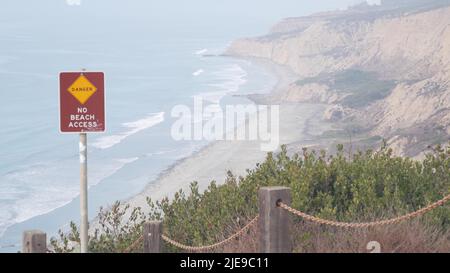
[145,149,178,157]
[0,157,139,238]
[116,157,139,164]
[195,49,208,55]
[194,64,248,104]
[192,69,204,77]
[92,112,165,150]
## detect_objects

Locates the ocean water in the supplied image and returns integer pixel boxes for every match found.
[0,3,278,252]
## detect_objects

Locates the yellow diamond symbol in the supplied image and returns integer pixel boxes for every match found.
[67,74,98,105]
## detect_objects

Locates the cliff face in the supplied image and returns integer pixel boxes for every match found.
[227,1,450,156]
[229,5,450,80]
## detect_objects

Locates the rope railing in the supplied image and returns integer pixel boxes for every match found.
[123,216,259,253]
[278,193,450,228]
[121,191,450,253]
[22,187,450,253]
[161,216,259,252]
[123,235,144,253]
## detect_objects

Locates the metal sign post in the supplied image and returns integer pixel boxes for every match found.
[59,71,105,253]
[79,133,88,253]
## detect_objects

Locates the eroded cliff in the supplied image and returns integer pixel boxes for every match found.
[227,0,450,157]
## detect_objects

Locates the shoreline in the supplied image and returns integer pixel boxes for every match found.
[2,54,299,251]
[127,59,293,199]
[0,55,331,252]
[121,57,330,215]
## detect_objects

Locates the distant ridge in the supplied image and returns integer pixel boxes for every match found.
[227,0,450,157]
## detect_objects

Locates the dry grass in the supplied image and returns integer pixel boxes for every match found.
[213,216,259,253]
[205,218,450,253]
[294,219,450,253]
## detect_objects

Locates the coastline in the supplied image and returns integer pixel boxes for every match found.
[121,58,330,215]
[0,55,332,250]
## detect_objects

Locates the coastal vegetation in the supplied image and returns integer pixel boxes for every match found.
[51,143,450,253]
[296,70,397,108]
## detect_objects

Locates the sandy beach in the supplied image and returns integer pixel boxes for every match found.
[124,60,331,212]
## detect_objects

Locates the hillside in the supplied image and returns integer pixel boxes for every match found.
[226,0,450,157]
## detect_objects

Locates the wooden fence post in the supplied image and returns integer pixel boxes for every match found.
[143,221,162,253]
[22,230,47,253]
[258,187,292,253]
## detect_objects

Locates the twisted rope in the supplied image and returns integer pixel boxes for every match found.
[279,193,450,228]
[122,192,450,252]
[122,235,144,253]
[161,216,259,252]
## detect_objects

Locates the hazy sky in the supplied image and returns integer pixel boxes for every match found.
[0,0,368,39]
[2,0,365,14]
[1,0,365,23]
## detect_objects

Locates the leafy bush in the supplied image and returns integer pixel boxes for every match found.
[51,143,450,253]
[50,202,147,253]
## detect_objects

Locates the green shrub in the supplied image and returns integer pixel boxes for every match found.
[51,143,450,253]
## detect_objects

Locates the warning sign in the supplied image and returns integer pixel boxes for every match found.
[60,72,105,133]
[68,74,98,105]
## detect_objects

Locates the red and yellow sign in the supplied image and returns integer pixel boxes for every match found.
[59,72,105,133]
